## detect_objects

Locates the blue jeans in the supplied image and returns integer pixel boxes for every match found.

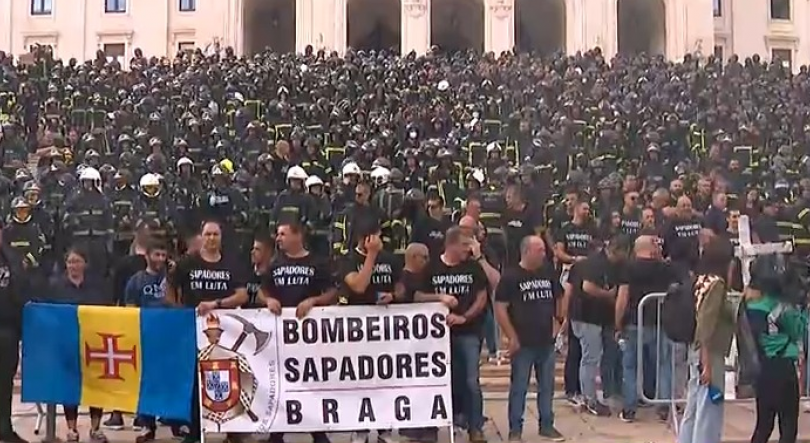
[677,348,725,443]
[451,333,484,432]
[571,321,602,402]
[507,345,555,433]
[621,325,673,411]
[482,307,499,356]
[601,325,622,399]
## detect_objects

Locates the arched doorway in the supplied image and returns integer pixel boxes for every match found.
[515,0,566,55]
[617,0,666,55]
[430,0,484,53]
[347,0,401,52]
[242,0,296,54]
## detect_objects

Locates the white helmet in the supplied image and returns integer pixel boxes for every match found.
[305,175,324,188]
[139,173,161,188]
[286,165,308,181]
[139,173,162,196]
[341,162,361,177]
[370,167,391,187]
[176,157,193,169]
[79,167,101,181]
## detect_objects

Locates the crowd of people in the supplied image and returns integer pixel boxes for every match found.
[0,42,808,443]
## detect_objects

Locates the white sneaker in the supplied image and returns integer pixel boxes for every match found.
[350,431,369,443]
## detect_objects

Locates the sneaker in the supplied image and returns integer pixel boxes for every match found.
[349,431,369,443]
[538,427,565,441]
[135,430,156,443]
[564,393,582,407]
[507,431,522,442]
[618,410,636,423]
[468,430,487,443]
[586,400,611,417]
[66,429,80,443]
[89,430,109,443]
[0,432,29,443]
[102,412,124,431]
[376,431,395,443]
[171,425,190,439]
[132,417,145,432]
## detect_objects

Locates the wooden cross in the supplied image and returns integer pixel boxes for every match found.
[735,214,794,287]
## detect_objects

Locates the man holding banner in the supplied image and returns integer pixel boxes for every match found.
[168,220,249,443]
[338,220,399,443]
[259,222,335,443]
[415,227,490,443]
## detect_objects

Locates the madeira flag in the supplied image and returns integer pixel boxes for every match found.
[21,303,197,420]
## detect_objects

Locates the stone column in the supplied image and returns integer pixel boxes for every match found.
[567,0,616,56]
[601,0,618,58]
[484,0,514,54]
[402,0,430,55]
[664,0,688,60]
[333,0,348,53]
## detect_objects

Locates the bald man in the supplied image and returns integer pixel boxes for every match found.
[615,234,678,421]
[397,243,431,303]
[494,235,564,440]
[662,196,702,270]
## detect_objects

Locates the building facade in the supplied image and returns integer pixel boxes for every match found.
[0,0,806,70]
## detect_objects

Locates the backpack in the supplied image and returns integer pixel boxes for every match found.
[662,273,721,343]
[661,273,696,343]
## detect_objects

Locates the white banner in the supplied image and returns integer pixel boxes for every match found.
[196,303,453,433]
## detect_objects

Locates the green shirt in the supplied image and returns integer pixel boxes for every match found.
[746,295,807,360]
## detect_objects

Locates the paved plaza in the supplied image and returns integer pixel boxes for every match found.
[12,393,810,443]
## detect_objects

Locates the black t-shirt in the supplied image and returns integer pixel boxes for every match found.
[663,216,702,269]
[398,269,422,303]
[172,253,247,307]
[502,206,543,266]
[554,220,597,258]
[720,230,743,291]
[619,208,643,238]
[569,251,621,326]
[619,258,677,327]
[419,257,487,335]
[338,249,401,306]
[495,263,561,347]
[246,266,268,308]
[263,253,332,307]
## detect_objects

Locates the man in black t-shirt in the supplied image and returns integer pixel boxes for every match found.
[553,200,598,284]
[167,220,249,443]
[246,234,273,308]
[662,196,702,270]
[615,235,677,422]
[338,223,400,307]
[569,235,631,417]
[495,235,565,441]
[260,223,333,443]
[398,242,454,443]
[415,227,488,443]
[337,222,399,443]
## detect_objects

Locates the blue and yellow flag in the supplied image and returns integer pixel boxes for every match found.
[21,303,197,420]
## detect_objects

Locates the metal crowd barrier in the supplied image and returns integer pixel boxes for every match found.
[636,291,810,432]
